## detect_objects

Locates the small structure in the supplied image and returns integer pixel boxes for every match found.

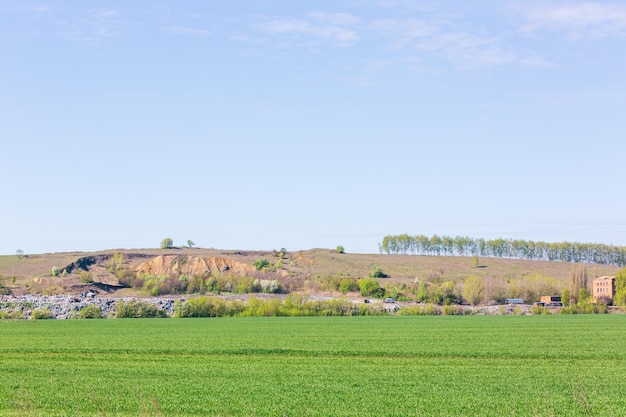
[592,276,616,303]
[540,296,562,307]
[505,298,524,304]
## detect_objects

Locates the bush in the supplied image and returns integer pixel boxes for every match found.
[338,278,359,294]
[50,266,60,277]
[399,303,441,316]
[115,269,137,288]
[560,305,578,314]
[175,297,244,318]
[369,266,388,278]
[442,305,462,315]
[31,308,53,320]
[530,305,550,315]
[560,301,608,315]
[160,238,174,249]
[78,304,102,319]
[79,271,93,284]
[254,279,284,294]
[1,309,24,319]
[109,252,124,272]
[186,276,207,294]
[156,277,187,295]
[358,279,385,297]
[336,245,345,254]
[253,258,270,271]
[0,283,10,295]
[116,300,167,318]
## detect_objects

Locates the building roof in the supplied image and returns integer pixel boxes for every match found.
[593,276,615,282]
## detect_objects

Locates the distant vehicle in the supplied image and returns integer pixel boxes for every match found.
[384,298,395,303]
[505,298,524,304]
[546,302,563,307]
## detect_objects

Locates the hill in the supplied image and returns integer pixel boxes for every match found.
[0,247,621,301]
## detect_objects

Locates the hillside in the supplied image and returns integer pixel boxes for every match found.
[0,247,620,299]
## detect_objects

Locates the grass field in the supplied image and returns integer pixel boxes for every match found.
[1,316,625,416]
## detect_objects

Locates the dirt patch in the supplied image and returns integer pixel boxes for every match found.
[136,256,257,277]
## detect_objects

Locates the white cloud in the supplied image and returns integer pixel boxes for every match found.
[93,9,117,19]
[370,18,436,48]
[306,11,360,26]
[61,8,121,41]
[253,12,361,47]
[240,6,554,72]
[166,25,210,35]
[519,3,626,39]
[21,5,51,14]
[370,18,543,71]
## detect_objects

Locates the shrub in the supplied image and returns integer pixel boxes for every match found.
[0,283,10,295]
[186,276,207,294]
[160,238,174,249]
[358,279,385,298]
[175,297,243,318]
[31,308,53,320]
[116,300,167,318]
[50,266,60,277]
[1,309,24,320]
[560,305,578,315]
[336,245,345,254]
[253,258,270,271]
[442,305,462,315]
[78,304,102,319]
[115,269,136,288]
[79,271,93,284]
[153,277,187,295]
[369,266,388,278]
[338,278,359,294]
[530,305,550,315]
[399,303,440,316]
[109,252,124,272]
[254,279,284,294]
[142,280,161,296]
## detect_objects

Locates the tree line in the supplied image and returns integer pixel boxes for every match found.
[380,234,626,267]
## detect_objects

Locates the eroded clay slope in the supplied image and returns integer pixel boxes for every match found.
[136,255,257,277]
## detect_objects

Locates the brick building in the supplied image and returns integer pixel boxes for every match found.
[592,276,616,303]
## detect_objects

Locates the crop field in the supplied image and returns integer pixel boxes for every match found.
[1,316,625,416]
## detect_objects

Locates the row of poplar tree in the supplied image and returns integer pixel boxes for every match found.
[379,234,626,267]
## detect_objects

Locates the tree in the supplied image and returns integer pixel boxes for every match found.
[416,280,428,302]
[358,279,384,297]
[614,267,626,306]
[569,266,588,304]
[561,287,571,307]
[336,245,345,254]
[160,238,174,249]
[463,276,485,306]
[16,249,24,259]
[187,240,195,248]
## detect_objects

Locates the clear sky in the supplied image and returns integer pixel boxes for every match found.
[2,1,625,255]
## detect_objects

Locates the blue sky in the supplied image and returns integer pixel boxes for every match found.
[2,1,625,255]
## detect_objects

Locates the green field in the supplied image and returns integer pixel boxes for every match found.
[1,316,625,416]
